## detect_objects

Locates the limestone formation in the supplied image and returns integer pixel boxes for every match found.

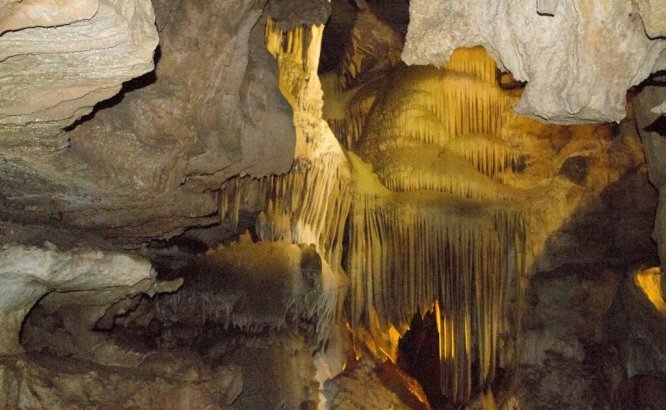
[402,0,666,124]
[0,0,298,241]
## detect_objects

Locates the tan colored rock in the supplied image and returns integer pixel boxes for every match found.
[0,0,99,34]
[0,0,298,241]
[0,244,154,354]
[0,0,158,131]
[402,0,666,123]
[636,0,666,38]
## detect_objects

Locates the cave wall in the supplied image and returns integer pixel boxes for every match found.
[0,0,664,241]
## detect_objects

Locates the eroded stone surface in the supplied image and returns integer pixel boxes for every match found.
[636,0,666,38]
[402,0,666,123]
[324,360,425,410]
[0,0,99,34]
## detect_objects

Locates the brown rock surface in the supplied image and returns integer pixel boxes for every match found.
[635,84,666,273]
[0,0,157,131]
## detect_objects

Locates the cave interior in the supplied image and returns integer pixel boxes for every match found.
[1,0,666,409]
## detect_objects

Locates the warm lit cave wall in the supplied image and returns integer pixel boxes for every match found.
[0,0,666,409]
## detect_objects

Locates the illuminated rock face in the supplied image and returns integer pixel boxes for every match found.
[402,0,666,124]
[335,48,527,403]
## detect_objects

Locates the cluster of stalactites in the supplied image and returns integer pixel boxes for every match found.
[265,17,314,73]
[218,152,351,342]
[366,69,516,148]
[215,17,352,349]
[347,187,525,402]
[327,47,514,154]
[443,46,498,85]
[219,155,350,266]
[260,16,351,265]
[345,62,523,200]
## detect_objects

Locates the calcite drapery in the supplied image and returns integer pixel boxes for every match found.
[336,47,527,402]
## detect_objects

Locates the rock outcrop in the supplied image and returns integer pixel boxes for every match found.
[0,354,242,409]
[402,0,666,124]
[635,84,666,272]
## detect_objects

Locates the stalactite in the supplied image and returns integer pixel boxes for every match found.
[349,190,525,401]
[443,46,498,86]
[333,46,529,405]
[347,154,526,393]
